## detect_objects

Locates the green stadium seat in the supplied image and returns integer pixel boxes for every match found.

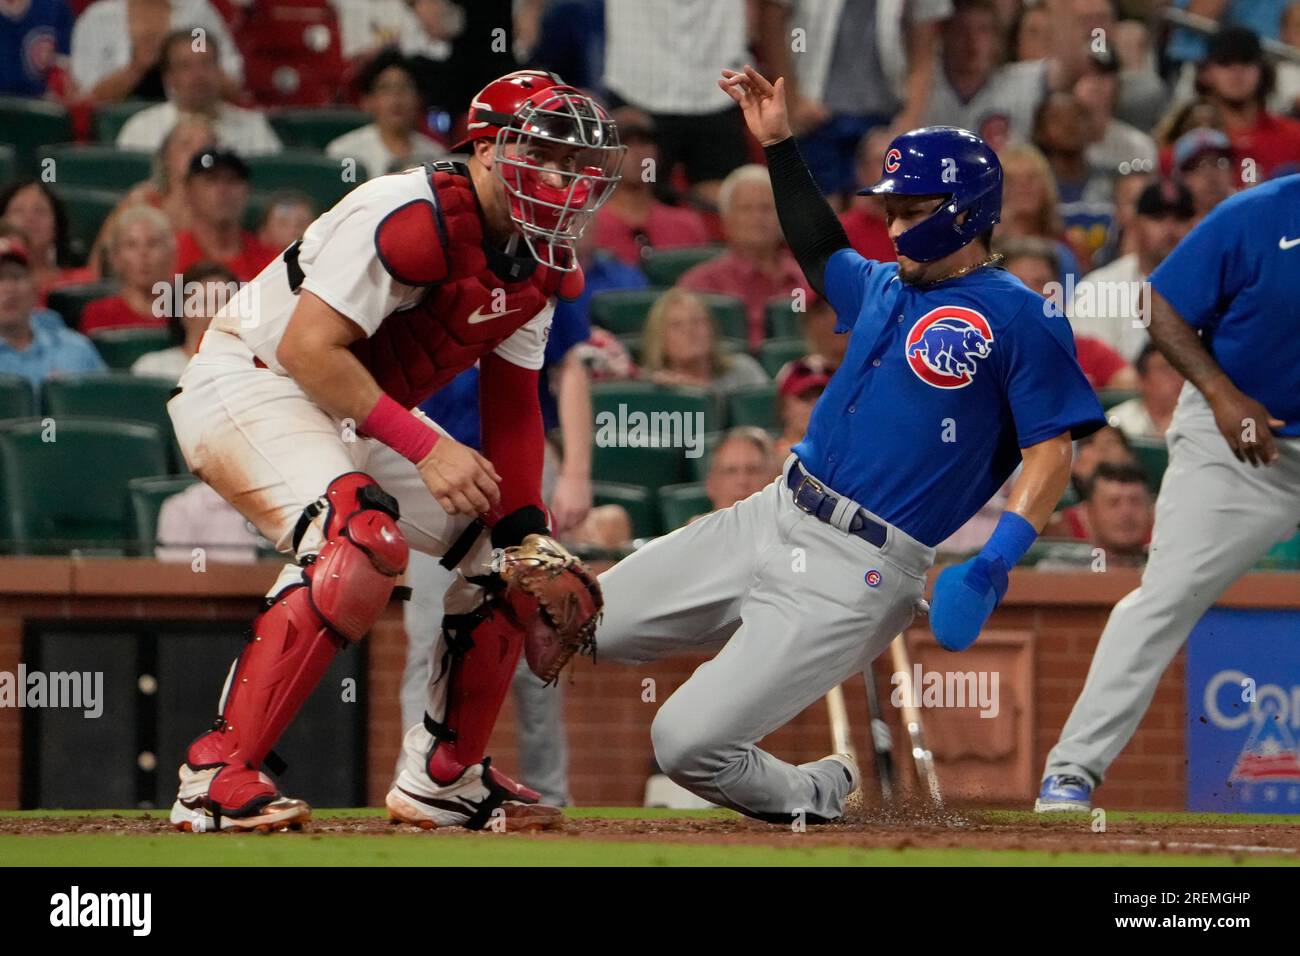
[127,474,199,556]
[590,288,667,336]
[757,338,807,377]
[590,380,717,435]
[591,482,659,539]
[725,383,779,430]
[41,374,179,469]
[244,151,368,213]
[1257,527,1300,571]
[38,144,152,191]
[269,108,371,151]
[0,145,14,186]
[47,281,119,332]
[91,100,154,144]
[1129,437,1169,492]
[657,482,712,531]
[764,296,804,339]
[1097,388,1139,411]
[0,374,34,421]
[640,245,723,286]
[0,418,169,554]
[53,185,122,266]
[687,430,725,482]
[696,293,749,343]
[592,440,687,489]
[88,328,173,370]
[0,96,73,171]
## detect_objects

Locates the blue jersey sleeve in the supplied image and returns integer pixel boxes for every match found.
[823,247,876,333]
[545,299,591,366]
[999,300,1105,447]
[1149,197,1246,331]
[57,0,74,54]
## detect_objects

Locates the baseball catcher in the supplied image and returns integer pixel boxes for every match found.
[166,70,620,832]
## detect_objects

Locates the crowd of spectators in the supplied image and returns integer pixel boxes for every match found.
[2,0,1299,568]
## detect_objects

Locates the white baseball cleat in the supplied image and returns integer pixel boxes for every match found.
[386,757,563,831]
[169,764,312,833]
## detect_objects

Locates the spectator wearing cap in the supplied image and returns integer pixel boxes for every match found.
[117,29,281,156]
[1106,342,1186,442]
[591,107,710,268]
[71,0,242,103]
[1075,48,1158,177]
[639,288,767,392]
[1032,90,1116,270]
[773,355,832,461]
[81,206,177,334]
[676,165,810,349]
[838,128,898,264]
[758,0,950,199]
[1195,26,1300,179]
[326,49,446,179]
[1069,177,1195,361]
[0,180,96,305]
[0,235,106,393]
[0,0,72,97]
[173,149,276,281]
[1172,127,1239,219]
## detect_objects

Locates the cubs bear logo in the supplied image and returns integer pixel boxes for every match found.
[904,306,994,389]
[883,148,901,174]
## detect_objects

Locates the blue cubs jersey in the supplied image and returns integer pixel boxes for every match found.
[793,249,1105,547]
[0,0,71,96]
[1149,174,1300,438]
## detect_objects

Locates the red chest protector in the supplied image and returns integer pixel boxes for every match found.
[348,162,583,409]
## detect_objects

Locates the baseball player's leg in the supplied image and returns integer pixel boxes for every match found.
[649,511,928,821]
[1044,392,1300,791]
[398,550,453,740]
[511,658,570,805]
[167,338,409,831]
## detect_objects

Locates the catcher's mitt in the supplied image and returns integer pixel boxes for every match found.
[493,534,603,684]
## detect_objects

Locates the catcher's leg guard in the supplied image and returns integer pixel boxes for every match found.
[176,473,408,830]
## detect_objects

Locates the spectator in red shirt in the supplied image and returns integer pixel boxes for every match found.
[0,180,96,305]
[838,127,897,263]
[591,107,711,268]
[173,149,276,282]
[82,207,177,334]
[676,165,809,349]
[1195,27,1300,180]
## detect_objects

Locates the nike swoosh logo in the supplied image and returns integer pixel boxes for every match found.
[1281,236,1300,250]
[467,304,521,324]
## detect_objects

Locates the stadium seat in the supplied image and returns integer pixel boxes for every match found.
[0,145,14,187]
[91,100,154,144]
[269,107,370,150]
[590,288,668,336]
[53,186,123,266]
[591,439,687,489]
[640,245,723,286]
[38,145,152,191]
[757,338,807,377]
[590,380,718,434]
[47,281,120,332]
[696,293,749,343]
[0,97,73,171]
[591,482,659,539]
[88,328,174,370]
[686,430,725,482]
[41,374,179,469]
[0,374,34,421]
[764,296,803,340]
[0,418,169,554]
[725,383,779,430]
[127,474,199,556]
[1097,388,1139,411]
[245,151,368,213]
[657,482,712,531]
[1129,437,1169,492]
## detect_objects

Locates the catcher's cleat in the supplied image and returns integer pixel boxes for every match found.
[386,756,563,831]
[169,763,312,833]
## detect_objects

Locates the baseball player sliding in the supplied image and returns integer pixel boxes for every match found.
[166,71,619,832]
[1037,174,1300,811]
[594,66,1105,823]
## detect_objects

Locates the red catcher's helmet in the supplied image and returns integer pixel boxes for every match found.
[456,70,624,272]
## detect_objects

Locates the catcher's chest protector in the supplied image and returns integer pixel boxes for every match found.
[350,165,575,409]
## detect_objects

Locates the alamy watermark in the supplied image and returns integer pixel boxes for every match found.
[891,664,1000,719]
[0,665,103,718]
[594,404,706,459]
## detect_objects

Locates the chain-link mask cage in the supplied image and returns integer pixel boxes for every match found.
[492,90,625,272]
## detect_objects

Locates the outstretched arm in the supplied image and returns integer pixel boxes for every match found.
[718,66,850,295]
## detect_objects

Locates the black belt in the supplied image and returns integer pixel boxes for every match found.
[787,459,887,548]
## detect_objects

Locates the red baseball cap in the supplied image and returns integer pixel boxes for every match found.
[0,235,30,268]
[776,355,834,399]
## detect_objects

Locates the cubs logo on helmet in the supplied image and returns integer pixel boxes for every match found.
[883,148,901,174]
[904,306,994,389]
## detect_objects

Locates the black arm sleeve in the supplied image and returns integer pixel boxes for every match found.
[762,137,852,297]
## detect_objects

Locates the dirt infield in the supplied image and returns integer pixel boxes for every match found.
[4,808,1299,862]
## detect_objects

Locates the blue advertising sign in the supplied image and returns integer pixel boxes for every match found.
[1186,609,1300,812]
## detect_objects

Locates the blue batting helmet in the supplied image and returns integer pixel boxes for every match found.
[861,126,1002,262]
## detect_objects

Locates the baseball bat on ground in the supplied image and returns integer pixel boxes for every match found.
[888,634,943,805]
[863,663,895,802]
[825,684,855,760]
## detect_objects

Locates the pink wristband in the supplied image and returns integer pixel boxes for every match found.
[360,394,440,464]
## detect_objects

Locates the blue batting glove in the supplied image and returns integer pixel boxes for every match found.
[929,555,1009,652]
